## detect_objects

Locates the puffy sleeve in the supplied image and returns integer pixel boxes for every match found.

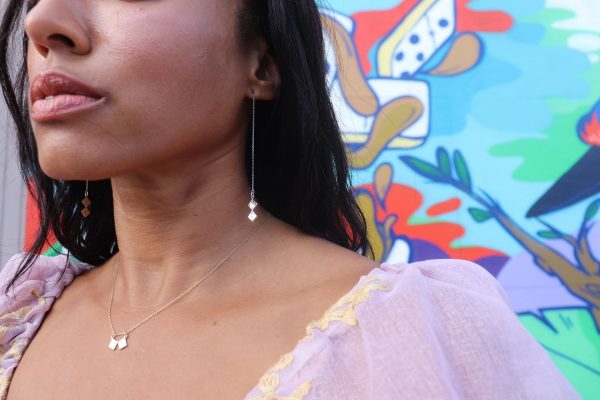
[0,252,92,399]
[299,258,582,400]
[0,252,71,314]
[0,252,93,312]
[0,252,40,314]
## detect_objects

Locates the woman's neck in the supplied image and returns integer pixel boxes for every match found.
[106,147,270,312]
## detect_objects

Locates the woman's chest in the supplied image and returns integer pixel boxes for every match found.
[4,300,305,400]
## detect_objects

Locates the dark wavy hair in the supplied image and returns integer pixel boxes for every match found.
[0,0,373,294]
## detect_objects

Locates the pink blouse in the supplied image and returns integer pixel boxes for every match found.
[0,252,580,399]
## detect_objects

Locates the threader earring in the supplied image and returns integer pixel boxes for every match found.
[80,96,258,222]
[81,180,92,218]
[248,91,258,222]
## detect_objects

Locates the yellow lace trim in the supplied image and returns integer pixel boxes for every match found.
[250,352,313,400]
[0,290,45,399]
[0,290,45,345]
[248,275,392,399]
[299,276,391,344]
[0,337,31,397]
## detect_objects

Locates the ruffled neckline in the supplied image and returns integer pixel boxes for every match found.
[1,253,399,400]
[242,261,398,399]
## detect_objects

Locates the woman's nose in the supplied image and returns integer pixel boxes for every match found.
[24,0,91,58]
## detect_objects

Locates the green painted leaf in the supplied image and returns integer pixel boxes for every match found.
[436,147,452,176]
[584,199,600,222]
[468,207,492,223]
[44,242,64,256]
[399,156,446,182]
[537,230,562,239]
[453,150,472,190]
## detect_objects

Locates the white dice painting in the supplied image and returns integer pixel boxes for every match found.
[379,0,457,78]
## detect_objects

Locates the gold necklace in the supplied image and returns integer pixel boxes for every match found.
[107,212,272,350]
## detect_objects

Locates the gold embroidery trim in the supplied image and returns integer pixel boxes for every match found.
[251,352,313,400]
[248,276,392,400]
[0,292,45,345]
[0,306,34,325]
[0,368,8,400]
[0,338,31,399]
[0,292,45,399]
[299,276,391,344]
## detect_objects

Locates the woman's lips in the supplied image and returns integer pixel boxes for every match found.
[30,94,106,122]
[29,70,107,122]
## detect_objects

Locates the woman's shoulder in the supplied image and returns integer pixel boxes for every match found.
[0,251,93,396]
[257,257,581,400]
[0,251,93,315]
[376,257,514,311]
[344,258,579,398]
[332,257,518,344]
[351,257,539,358]
[321,257,516,334]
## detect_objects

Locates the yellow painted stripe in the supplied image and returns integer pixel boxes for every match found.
[377,0,437,76]
[344,134,425,148]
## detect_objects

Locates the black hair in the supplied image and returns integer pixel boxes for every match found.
[0,0,373,294]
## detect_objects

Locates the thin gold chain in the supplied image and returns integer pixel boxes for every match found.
[108,212,271,337]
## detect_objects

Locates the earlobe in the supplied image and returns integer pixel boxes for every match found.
[248,40,280,101]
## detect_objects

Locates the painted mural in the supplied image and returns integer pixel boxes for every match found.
[19,0,596,397]
[318,0,598,397]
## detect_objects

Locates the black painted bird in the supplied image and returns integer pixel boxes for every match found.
[527,100,600,218]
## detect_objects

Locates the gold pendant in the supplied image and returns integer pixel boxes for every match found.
[108,333,128,350]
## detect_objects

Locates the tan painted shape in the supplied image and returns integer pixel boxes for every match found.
[356,193,384,261]
[375,163,393,204]
[428,33,482,76]
[321,15,378,116]
[351,96,424,169]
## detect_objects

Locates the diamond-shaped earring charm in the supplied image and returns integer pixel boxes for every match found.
[248,198,257,222]
[81,180,91,218]
[81,196,91,217]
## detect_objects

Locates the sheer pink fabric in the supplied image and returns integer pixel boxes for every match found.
[0,252,580,399]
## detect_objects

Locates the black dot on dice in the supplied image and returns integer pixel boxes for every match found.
[395,52,404,61]
[439,19,449,28]
[410,34,420,44]
[401,72,410,79]
[417,52,424,62]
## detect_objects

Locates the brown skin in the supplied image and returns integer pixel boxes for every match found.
[8,1,379,399]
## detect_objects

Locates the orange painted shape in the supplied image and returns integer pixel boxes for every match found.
[427,198,462,217]
[456,0,513,32]
[24,179,57,254]
[360,182,504,261]
[581,112,600,146]
[352,0,420,75]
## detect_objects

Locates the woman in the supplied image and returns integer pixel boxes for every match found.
[0,0,580,399]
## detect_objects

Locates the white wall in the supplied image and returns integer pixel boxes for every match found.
[0,0,27,266]
[0,98,26,266]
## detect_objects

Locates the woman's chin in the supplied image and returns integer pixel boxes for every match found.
[38,159,105,182]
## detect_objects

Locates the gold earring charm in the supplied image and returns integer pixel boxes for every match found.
[81,180,92,217]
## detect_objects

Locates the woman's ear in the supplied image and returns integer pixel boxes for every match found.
[247,37,280,100]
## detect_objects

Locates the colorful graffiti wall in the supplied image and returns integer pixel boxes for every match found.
[9,0,597,397]
[319,0,598,397]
